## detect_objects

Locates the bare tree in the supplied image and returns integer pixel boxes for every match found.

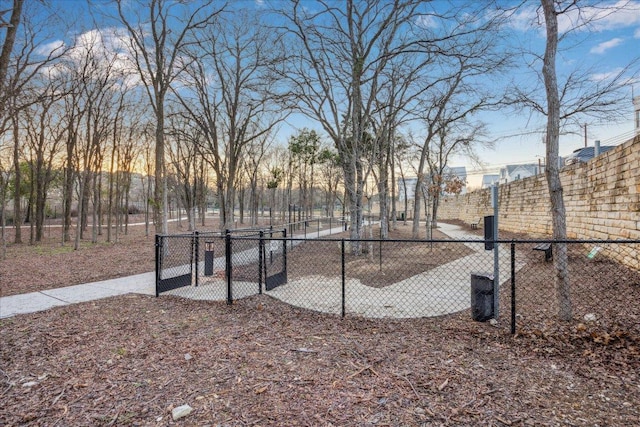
[508,1,639,320]
[540,0,572,321]
[288,129,321,219]
[1,1,68,244]
[243,133,271,227]
[0,0,24,102]
[166,115,200,231]
[426,118,486,229]
[22,75,66,242]
[277,0,421,250]
[407,4,508,238]
[175,10,285,230]
[0,152,11,258]
[114,0,224,234]
[369,56,427,238]
[56,30,129,249]
[317,146,342,218]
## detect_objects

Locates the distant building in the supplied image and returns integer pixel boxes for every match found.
[481,174,499,189]
[398,166,468,201]
[397,177,418,202]
[499,164,543,184]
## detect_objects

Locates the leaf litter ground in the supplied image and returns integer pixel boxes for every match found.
[1,220,639,425]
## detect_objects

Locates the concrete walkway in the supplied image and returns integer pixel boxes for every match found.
[262,223,522,318]
[0,272,156,319]
[0,222,519,320]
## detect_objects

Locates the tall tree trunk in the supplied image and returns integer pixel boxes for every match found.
[107,140,116,242]
[541,0,571,321]
[12,114,22,243]
[144,173,151,237]
[62,132,76,243]
[390,140,397,231]
[96,169,103,238]
[412,173,424,239]
[34,154,45,242]
[155,100,167,234]
[238,186,245,225]
[74,172,85,251]
[1,176,8,260]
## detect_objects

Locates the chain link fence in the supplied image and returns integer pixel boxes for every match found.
[156,232,640,335]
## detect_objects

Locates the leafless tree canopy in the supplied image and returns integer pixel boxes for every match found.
[0,0,637,276]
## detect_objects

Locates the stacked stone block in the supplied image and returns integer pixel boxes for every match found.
[437,135,640,269]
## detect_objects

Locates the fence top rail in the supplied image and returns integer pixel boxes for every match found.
[228,236,640,245]
[155,233,197,238]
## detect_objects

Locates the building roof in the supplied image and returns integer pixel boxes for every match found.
[481,174,499,187]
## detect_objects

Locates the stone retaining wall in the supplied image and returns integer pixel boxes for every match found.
[438,135,640,242]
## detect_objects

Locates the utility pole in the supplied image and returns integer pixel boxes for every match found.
[583,123,587,147]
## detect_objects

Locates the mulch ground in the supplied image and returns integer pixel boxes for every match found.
[286,226,475,288]
[1,218,639,425]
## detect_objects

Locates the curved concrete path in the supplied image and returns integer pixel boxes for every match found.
[0,222,523,319]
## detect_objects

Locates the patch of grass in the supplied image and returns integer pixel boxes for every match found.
[32,244,75,256]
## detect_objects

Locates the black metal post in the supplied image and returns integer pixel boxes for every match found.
[258,230,264,294]
[317,217,320,236]
[225,230,232,305]
[341,239,346,318]
[269,226,273,265]
[194,231,199,287]
[282,228,287,279]
[511,241,516,335]
[155,235,161,297]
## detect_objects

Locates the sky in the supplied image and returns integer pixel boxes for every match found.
[24,0,640,186]
[449,0,640,180]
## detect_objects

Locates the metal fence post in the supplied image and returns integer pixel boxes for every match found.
[155,235,161,297]
[282,228,287,279]
[258,230,264,295]
[511,241,516,335]
[225,230,232,305]
[341,239,346,318]
[194,231,199,287]
[269,226,274,264]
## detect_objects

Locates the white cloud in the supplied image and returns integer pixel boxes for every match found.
[590,37,624,54]
[590,68,621,81]
[503,7,539,32]
[50,27,144,89]
[415,14,437,29]
[507,1,640,34]
[36,40,65,57]
[635,28,640,38]
[558,1,640,33]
